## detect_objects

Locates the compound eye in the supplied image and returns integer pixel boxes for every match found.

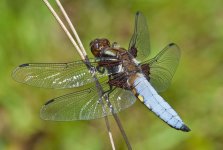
[90,42,102,57]
[95,43,99,49]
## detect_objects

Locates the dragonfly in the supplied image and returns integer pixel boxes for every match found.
[12,11,190,132]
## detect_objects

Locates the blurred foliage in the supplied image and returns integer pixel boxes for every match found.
[0,0,223,149]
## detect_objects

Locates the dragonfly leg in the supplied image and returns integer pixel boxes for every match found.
[103,75,116,94]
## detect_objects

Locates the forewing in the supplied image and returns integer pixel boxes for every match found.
[128,11,150,61]
[12,61,107,89]
[142,43,181,92]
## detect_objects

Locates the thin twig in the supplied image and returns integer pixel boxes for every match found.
[53,1,116,149]
[55,0,87,56]
[42,0,85,60]
[42,0,116,149]
[104,116,116,150]
[112,114,132,150]
[105,94,132,150]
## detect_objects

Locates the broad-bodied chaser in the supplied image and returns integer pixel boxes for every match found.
[12,12,190,132]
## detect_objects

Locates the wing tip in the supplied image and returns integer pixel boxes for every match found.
[136,11,143,16]
[12,64,29,78]
[19,63,29,67]
[44,99,55,105]
[168,43,180,49]
[169,43,176,47]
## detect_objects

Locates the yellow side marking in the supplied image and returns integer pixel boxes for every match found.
[138,95,144,102]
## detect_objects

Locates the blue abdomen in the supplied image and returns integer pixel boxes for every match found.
[131,73,190,132]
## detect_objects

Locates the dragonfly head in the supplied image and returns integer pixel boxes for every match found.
[90,38,111,57]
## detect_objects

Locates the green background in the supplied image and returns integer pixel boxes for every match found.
[1,0,223,149]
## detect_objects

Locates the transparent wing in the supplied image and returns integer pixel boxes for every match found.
[40,82,136,121]
[108,87,136,113]
[142,43,181,92]
[40,87,105,121]
[128,11,150,61]
[12,60,107,89]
